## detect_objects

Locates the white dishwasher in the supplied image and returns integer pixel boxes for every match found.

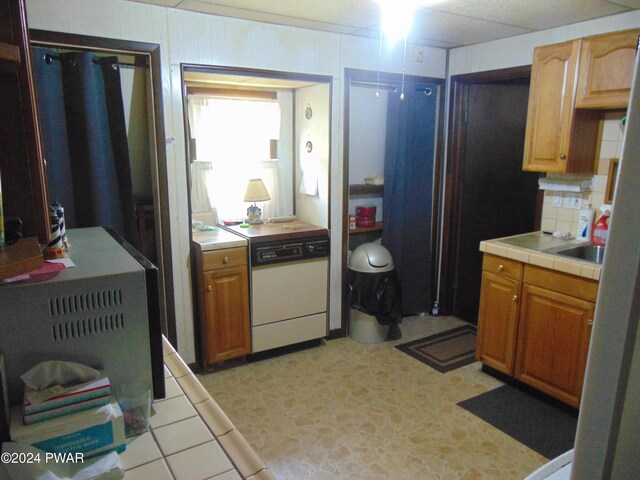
[250,236,329,353]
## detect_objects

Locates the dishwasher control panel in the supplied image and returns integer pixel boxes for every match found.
[252,236,329,266]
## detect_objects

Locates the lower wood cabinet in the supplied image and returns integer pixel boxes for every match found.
[194,245,251,368]
[515,284,594,407]
[476,254,598,408]
[476,256,522,375]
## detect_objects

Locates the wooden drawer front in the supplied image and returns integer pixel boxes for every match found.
[483,254,523,281]
[524,265,598,302]
[202,247,247,270]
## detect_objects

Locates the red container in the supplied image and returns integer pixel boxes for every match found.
[356,216,376,228]
[355,205,376,217]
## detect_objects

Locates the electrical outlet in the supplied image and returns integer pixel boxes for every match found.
[552,193,563,207]
[412,46,424,63]
[565,193,582,209]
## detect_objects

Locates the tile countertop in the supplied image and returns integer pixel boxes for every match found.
[192,228,248,252]
[121,338,275,480]
[480,231,602,281]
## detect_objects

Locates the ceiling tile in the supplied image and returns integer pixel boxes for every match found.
[186,0,380,28]
[412,9,532,46]
[606,0,640,7]
[353,25,464,48]
[433,0,631,30]
[127,0,183,7]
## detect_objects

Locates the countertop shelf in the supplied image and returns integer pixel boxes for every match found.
[349,221,383,234]
[349,184,383,196]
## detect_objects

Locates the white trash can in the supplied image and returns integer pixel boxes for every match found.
[348,243,395,344]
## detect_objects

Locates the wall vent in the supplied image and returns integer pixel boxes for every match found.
[49,289,122,317]
[51,313,125,342]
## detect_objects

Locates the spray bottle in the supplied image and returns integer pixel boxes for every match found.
[592,204,612,247]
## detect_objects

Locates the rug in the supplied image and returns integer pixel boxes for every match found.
[395,324,477,373]
[457,384,578,459]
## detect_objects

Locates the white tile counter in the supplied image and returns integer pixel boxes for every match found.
[480,231,602,280]
[121,338,275,480]
[192,228,247,252]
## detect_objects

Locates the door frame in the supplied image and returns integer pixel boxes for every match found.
[439,65,539,317]
[29,29,176,346]
[340,68,446,336]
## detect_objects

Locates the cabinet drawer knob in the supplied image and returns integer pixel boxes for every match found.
[207,285,212,292]
[587,318,593,326]
[497,264,505,272]
[559,153,567,160]
[512,295,519,302]
[223,256,229,264]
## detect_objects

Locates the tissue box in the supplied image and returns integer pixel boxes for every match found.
[23,377,111,425]
[10,397,125,458]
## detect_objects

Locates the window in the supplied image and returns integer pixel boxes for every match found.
[188,95,282,220]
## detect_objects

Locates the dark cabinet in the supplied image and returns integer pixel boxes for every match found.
[0,0,49,243]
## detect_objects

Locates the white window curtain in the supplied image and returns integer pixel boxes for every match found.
[188,95,281,220]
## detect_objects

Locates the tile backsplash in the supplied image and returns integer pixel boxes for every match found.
[540,112,625,236]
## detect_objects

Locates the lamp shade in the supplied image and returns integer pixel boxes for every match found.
[243,178,271,202]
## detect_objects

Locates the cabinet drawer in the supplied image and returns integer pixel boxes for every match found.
[524,265,599,302]
[202,247,247,270]
[482,254,523,281]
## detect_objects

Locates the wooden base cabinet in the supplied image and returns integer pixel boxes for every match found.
[476,255,523,375]
[476,254,599,408]
[195,246,251,368]
[515,284,594,408]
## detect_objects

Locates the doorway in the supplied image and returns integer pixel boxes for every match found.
[29,30,176,343]
[442,67,542,324]
[342,69,445,333]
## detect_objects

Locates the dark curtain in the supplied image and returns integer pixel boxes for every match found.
[382,84,438,315]
[32,47,138,246]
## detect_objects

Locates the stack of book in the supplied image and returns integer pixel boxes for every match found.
[22,377,111,425]
[11,377,126,458]
[11,396,126,458]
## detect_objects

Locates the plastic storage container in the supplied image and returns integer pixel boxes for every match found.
[576,208,595,241]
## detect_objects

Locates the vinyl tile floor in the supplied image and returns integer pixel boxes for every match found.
[198,316,547,480]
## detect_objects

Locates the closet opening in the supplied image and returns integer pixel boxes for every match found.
[342,68,445,334]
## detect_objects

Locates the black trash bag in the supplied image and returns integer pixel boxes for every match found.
[347,269,402,340]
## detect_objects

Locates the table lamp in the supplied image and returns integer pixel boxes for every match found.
[243,178,271,225]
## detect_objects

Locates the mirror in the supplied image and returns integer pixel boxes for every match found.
[605,158,619,204]
[30,30,176,343]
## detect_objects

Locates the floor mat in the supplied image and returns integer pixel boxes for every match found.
[457,384,578,459]
[394,324,477,373]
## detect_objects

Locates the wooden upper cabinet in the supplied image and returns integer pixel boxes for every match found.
[522,40,599,173]
[576,29,640,109]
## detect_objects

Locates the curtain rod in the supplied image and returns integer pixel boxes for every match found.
[44,53,149,69]
[350,80,434,96]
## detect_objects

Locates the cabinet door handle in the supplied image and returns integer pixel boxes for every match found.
[207,285,212,292]
[587,318,593,326]
[512,295,519,302]
[223,256,229,264]
[559,153,567,160]
[497,264,505,272]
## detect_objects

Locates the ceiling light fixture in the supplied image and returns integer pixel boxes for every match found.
[378,0,415,44]
[377,0,449,44]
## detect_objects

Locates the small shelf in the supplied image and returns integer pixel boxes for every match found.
[349,184,383,196]
[349,221,383,234]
